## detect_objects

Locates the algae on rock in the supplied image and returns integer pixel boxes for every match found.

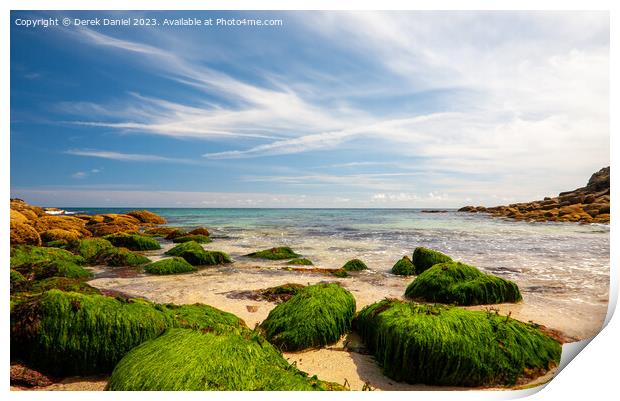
[405,261,522,305]
[391,256,416,276]
[354,299,561,386]
[246,247,301,260]
[165,241,231,266]
[104,233,161,251]
[260,283,355,351]
[342,259,368,271]
[144,257,197,275]
[107,328,344,391]
[411,247,452,274]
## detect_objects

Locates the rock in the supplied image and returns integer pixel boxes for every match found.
[126,210,167,225]
[259,283,356,351]
[164,229,189,240]
[10,290,245,377]
[10,222,42,246]
[10,364,54,388]
[245,247,301,260]
[188,227,210,236]
[391,255,416,276]
[411,247,453,274]
[405,261,522,305]
[144,257,197,275]
[354,299,561,386]
[10,209,30,225]
[342,258,368,271]
[144,227,182,237]
[165,241,231,266]
[171,234,212,244]
[10,269,27,292]
[457,166,610,224]
[33,216,91,237]
[106,328,343,391]
[71,238,115,264]
[259,283,306,303]
[96,247,151,267]
[10,199,45,217]
[104,233,161,251]
[40,229,81,243]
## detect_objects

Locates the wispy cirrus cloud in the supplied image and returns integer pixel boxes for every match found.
[65,149,198,165]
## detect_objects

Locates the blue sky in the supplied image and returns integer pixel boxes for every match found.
[10,11,609,207]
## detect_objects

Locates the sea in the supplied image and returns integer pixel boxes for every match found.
[67,207,610,339]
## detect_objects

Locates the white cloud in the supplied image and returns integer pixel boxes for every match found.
[65,149,197,165]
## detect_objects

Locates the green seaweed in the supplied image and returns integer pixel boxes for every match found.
[11,246,86,270]
[107,328,344,391]
[104,233,161,251]
[342,259,368,271]
[246,247,301,260]
[10,269,27,291]
[260,283,356,351]
[391,256,416,276]
[97,247,151,267]
[32,260,93,280]
[411,247,452,274]
[287,258,313,265]
[405,262,522,305]
[331,269,349,278]
[165,241,231,266]
[27,277,102,295]
[10,290,246,377]
[354,299,561,386]
[72,238,115,263]
[172,234,212,244]
[144,257,197,275]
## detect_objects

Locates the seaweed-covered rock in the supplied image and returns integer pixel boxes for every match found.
[172,234,212,244]
[96,247,150,267]
[164,229,189,240]
[11,246,87,280]
[86,221,139,237]
[411,247,452,274]
[144,257,197,275]
[10,209,30,225]
[246,247,301,260]
[391,256,416,276]
[10,364,54,388]
[287,258,313,266]
[260,283,356,351]
[188,227,210,236]
[10,222,42,246]
[10,270,27,292]
[165,241,231,266]
[72,238,115,263]
[126,210,166,225]
[354,299,561,386]
[342,259,368,271]
[27,277,101,296]
[10,291,245,376]
[144,226,181,237]
[11,290,172,376]
[404,262,522,305]
[107,328,342,391]
[104,233,161,251]
[331,269,349,278]
[31,260,92,280]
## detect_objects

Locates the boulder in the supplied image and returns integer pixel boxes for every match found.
[71,238,115,264]
[405,261,522,305]
[188,227,210,236]
[126,210,167,225]
[40,229,81,243]
[171,234,212,244]
[96,247,150,267]
[144,227,181,237]
[286,258,313,266]
[246,247,301,260]
[144,257,197,275]
[165,241,231,266]
[107,328,343,391]
[411,247,452,274]
[10,222,42,246]
[259,283,355,351]
[104,233,161,251]
[342,258,368,271]
[391,256,416,276]
[354,299,561,386]
[10,209,30,225]
[33,216,90,237]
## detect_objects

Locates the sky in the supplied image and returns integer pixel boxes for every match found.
[10,11,609,208]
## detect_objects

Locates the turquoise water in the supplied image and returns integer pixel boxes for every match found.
[67,208,610,307]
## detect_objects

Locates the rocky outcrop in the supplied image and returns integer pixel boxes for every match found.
[9,200,168,245]
[459,167,610,223]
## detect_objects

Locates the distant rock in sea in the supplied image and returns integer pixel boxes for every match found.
[458,166,610,223]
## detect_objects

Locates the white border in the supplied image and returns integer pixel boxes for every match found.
[2,1,616,401]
